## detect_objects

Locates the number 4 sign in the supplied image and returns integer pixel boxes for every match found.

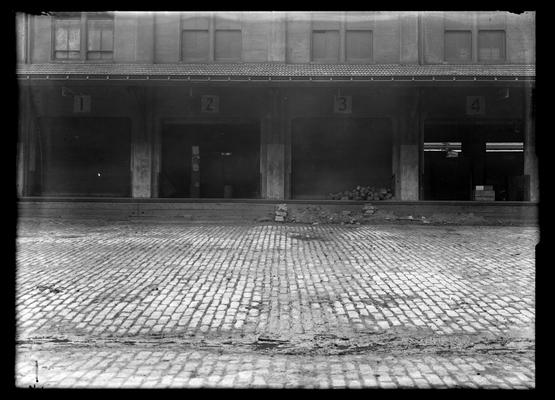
[466,96,485,115]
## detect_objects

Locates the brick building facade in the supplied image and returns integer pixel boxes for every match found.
[16,11,537,202]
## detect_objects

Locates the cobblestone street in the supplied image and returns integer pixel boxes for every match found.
[15,219,537,389]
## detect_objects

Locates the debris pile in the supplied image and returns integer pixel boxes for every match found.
[274,204,288,222]
[340,210,359,225]
[289,206,362,224]
[329,186,393,201]
[362,203,377,216]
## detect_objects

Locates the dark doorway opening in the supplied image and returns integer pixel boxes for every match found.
[160,122,260,198]
[423,122,524,200]
[291,118,393,199]
[29,117,131,197]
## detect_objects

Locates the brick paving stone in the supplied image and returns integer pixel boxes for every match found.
[15,220,536,388]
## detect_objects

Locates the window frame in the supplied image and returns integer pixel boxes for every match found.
[477,29,506,63]
[444,29,473,63]
[344,29,373,64]
[214,29,243,62]
[51,12,115,63]
[180,13,243,63]
[311,29,341,63]
[181,29,211,63]
[309,15,374,64]
[85,16,115,61]
[442,14,508,64]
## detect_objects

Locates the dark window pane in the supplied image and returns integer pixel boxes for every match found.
[312,30,339,62]
[444,30,472,61]
[182,30,210,61]
[346,30,372,62]
[478,30,505,61]
[215,30,242,61]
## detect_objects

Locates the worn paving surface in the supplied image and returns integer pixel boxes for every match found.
[15,219,537,388]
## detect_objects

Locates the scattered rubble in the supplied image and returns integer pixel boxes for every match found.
[362,203,376,216]
[36,284,62,294]
[288,206,363,224]
[427,212,487,225]
[329,186,393,201]
[274,204,288,222]
[272,204,489,226]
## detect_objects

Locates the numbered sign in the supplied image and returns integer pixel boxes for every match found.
[73,95,91,113]
[334,96,352,114]
[466,96,485,115]
[201,95,219,113]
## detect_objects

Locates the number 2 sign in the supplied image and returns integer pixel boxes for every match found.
[466,96,485,115]
[201,95,219,113]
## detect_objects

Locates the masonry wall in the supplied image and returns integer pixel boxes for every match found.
[422,11,535,64]
[20,11,534,65]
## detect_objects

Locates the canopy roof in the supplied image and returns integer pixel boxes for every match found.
[16,63,535,82]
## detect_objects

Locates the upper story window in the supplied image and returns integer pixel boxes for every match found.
[310,12,373,64]
[443,12,508,63]
[215,29,242,62]
[86,17,114,60]
[53,13,114,61]
[181,13,242,63]
[444,30,472,62]
[345,30,372,63]
[478,30,506,61]
[54,17,81,60]
[312,30,340,62]
[182,29,210,62]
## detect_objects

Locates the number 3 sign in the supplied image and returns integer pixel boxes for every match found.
[466,96,485,115]
[334,96,352,114]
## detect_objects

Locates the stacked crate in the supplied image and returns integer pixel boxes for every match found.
[473,185,495,201]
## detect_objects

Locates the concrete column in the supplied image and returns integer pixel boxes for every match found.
[391,119,401,199]
[268,12,286,62]
[399,145,419,200]
[400,11,419,64]
[131,87,152,198]
[397,89,420,201]
[151,88,161,198]
[135,12,155,63]
[265,89,285,200]
[17,86,29,197]
[523,86,538,202]
[114,13,138,62]
[284,95,292,200]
